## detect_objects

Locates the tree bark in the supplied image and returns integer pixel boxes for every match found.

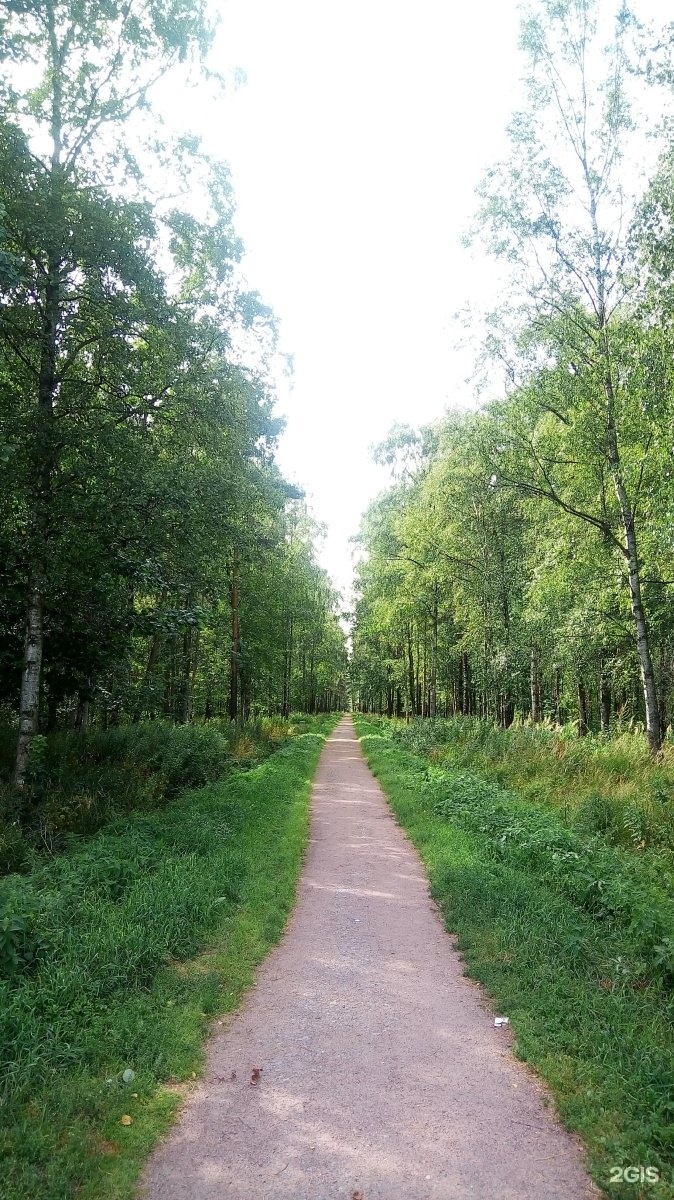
[623,526,661,750]
[134,633,164,722]
[530,645,541,722]
[14,4,63,788]
[603,342,661,749]
[500,692,514,728]
[179,624,199,725]
[407,628,416,717]
[599,659,611,736]
[577,678,589,737]
[15,585,44,788]
[429,589,438,718]
[552,665,562,724]
[229,555,241,722]
[282,613,293,719]
[461,652,471,716]
[75,696,90,731]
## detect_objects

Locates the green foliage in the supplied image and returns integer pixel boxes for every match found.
[351,1,674,751]
[0,716,328,861]
[382,716,674,855]
[0,0,347,778]
[365,718,674,986]
[0,716,337,1200]
[356,716,674,1198]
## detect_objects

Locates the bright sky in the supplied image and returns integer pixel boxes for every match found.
[177,0,666,605]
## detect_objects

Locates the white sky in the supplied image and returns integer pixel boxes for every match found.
[169,0,668,605]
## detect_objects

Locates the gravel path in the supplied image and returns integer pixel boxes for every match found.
[142,715,597,1199]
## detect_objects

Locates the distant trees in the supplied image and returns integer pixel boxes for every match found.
[351,0,674,749]
[0,0,347,785]
[351,393,674,741]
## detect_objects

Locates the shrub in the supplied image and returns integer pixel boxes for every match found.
[0,714,330,876]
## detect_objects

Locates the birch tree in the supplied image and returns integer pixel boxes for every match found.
[0,0,214,784]
[474,0,669,750]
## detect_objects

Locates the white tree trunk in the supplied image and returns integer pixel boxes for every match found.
[14,583,44,788]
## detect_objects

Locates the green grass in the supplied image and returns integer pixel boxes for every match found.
[354,716,674,1200]
[0,713,339,1200]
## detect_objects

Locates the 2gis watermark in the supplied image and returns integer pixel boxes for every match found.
[609,1166,661,1186]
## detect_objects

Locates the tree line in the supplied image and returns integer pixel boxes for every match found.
[0,0,347,788]
[351,0,674,751]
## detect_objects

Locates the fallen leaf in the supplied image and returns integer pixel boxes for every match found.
[352,1191,364,1200]
[120,1115,132,1127]
[250,1067,262,1085]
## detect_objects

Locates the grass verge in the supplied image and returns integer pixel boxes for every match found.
[0,713,338,1200]
[354,716,674,1200]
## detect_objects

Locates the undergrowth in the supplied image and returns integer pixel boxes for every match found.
[383,716,674,854]
[0,713,338,1200]
[0,714,314,875]
[355,716,674,1200]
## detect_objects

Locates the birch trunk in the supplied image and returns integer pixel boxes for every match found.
[622,522,661,750]
[14,2,62,788]
[282,613,293,719]
[577,678,589,737]
[407,629,416,717]
[429,590,438,719]
[599,660,611,737]
[229,556,241,722]
[15,585,44,788]
[604,368,662,750]
[530,646,541,723]
[461,652,471,716]
[553,665,562,725]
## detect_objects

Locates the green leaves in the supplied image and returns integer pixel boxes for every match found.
[0,0,347,738]
[350,0,674,738]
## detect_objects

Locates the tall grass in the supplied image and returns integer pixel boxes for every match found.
[0,714,313,874]
[378,716,674,854]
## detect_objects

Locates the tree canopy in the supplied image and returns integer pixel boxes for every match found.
[0,0,347,785]
[351,0,674,749]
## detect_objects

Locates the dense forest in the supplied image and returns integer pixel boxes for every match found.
[0,0,348,790]
[351,2,674,752]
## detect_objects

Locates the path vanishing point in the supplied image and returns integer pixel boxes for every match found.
[143,715,597,1199]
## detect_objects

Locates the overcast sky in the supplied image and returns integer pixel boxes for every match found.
[168,0,667,603]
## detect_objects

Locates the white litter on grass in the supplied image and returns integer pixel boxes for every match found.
[494,1017,509,1027]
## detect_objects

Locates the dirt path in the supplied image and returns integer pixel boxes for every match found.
[142,716,597,1199]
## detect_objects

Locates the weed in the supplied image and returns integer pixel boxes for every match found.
[0,717,309,870]
[372,716,674,854]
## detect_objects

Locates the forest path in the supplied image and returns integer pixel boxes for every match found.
[142,715,596,1200]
